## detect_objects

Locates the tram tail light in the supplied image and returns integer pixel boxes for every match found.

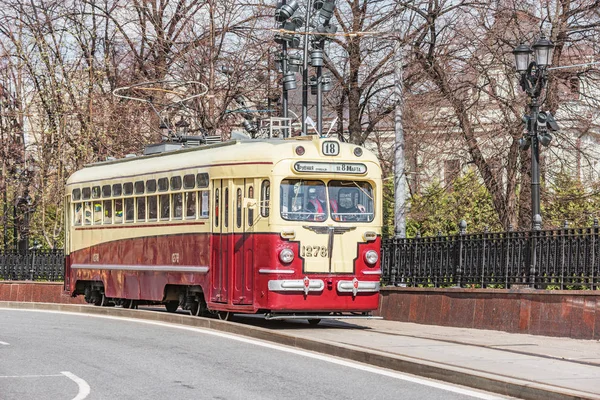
[279,248,295,264]
[364,250,378,266]
[362,231,377,241]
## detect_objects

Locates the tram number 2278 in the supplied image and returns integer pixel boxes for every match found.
[301,245,328,258]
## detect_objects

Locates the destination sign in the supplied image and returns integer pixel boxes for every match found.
[294,162,367,175]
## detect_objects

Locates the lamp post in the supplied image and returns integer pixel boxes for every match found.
[513,36,555,229]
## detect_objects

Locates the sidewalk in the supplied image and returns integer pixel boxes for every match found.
[272,318,600,400]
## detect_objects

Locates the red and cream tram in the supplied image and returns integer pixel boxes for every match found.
[64,136,382,322]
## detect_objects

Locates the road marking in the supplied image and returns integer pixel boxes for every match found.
[0,340,9,345]
[0,309,505,399]
[0,374,63,378]
[62,371,91,400]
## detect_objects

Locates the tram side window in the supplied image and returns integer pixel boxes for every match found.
[224,188,229,228]
[146,179,157,193]
[137,197,146,221]
[185,192,196,219]
[93,200,103,224]
[74,203,82,225]
[125,198,134,222]
[148,196,158,221]
[72,189,81,201]
[214,189,219,227]
[183,174,195,189]
[160,194,170,220]
[172,192,183,220]
[135,181,145,194]
[102,185,111,198]
[124,182,133,196]
[158,178,168,192]
[248,186,254,226]
[200,190,209,218]
[112,184,122,197]
[197,173,209,188]
[236,188,242,228]
[261,180,270,217]
[92,186,101,199]
[84,202,92,225]
[103,200,112,224]
[114,199,123,223]
[171,176,182,191]
[82,188,91,200]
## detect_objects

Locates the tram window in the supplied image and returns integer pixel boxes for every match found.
[200,191,209,218]
[158,178,168,192]
[73,203,82,225]
[112,184,122,197]
[92,186,101,199]
[146,179,157,193]
[248,186,254,226]
[134,181,145,194]
[102,185,111,198]
[172,193,183,219]
[171,176,182,191]
[82,188,91,200]
[160,194,170,220]
[236,188,242,228]
[137,197,146,221]
[124,182,133,196]
[261,180,270,217]
[84,202,92,225]
[114,199,123,223]
[183,174,195,189]
[148,196,158,221]
[224,188,229,228]
[103,200,112,224]
[93,201,103,224]
[185,192,196,219]
[197,173,209,188]
[280,180,326,222]
[214,189,219,227]
[328,180,375,223]
[72,189,81,201]
[125,198,134,222]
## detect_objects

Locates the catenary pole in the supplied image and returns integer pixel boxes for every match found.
[393,33,406,238]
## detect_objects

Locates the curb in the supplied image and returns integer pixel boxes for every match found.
[1,301,598,400]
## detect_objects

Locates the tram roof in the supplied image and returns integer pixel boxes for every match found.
[66,137,381,186]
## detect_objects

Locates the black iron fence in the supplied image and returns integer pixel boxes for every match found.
[382,222,600,290]
[0,250,64,282]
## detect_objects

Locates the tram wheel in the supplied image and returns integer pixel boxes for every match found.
[165,301,179,313]
[217,311,231,321]
[308,319,321,326]
[95,293,111,307]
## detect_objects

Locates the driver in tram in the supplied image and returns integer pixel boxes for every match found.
[306,186,337,221]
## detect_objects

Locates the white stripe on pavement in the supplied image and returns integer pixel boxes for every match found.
[0,341,9,345]
[62,371,91,400]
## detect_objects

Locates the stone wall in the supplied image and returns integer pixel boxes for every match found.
[0,281,85,304]
[378,287,600,340]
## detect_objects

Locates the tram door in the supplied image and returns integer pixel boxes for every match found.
[211,179,229,303]
[231,179,254,305]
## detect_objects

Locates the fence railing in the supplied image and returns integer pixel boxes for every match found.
[382,222,600,290]
[0,250,65,282]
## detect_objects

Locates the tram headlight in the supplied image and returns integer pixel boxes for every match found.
[364,250,378,266]
[279,248,295,264]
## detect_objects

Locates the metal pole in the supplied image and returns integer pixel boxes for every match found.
[530,97,541,227]
[316,43,323,136]
[301,0,312,136]
[394,37,406,238]
[282,30,289,138]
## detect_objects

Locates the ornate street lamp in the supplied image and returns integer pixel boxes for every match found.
[513,36,556,229]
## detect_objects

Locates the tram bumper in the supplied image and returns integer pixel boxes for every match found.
[264,276,380,312]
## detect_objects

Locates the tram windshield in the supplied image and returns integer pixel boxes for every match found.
[280,179,374,222]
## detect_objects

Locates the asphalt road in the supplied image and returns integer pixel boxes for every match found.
[0,309,508,400]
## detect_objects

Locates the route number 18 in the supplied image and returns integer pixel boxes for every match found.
[322,141,339,156]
